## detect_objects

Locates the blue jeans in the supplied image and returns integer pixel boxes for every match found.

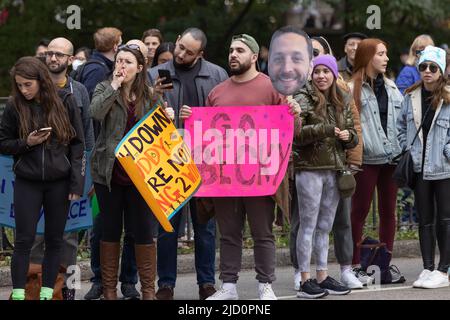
[90,214,138,284]
[157,200,216,288]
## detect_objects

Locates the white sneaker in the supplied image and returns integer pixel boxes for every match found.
[341,269,363,289]
[421,270,449,289]
[206,283,239,300]
[352,268,375,286]
[412,269,432,288]
[258,283,277,300]
[294,270,301,291]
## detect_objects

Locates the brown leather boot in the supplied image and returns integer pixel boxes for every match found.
[100,241,120,300]
[135,243,156,300]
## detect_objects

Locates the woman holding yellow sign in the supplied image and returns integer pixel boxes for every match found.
[89,44,171,300]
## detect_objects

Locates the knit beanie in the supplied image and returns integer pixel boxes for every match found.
[313,54,339,79]
[418,45,446,75]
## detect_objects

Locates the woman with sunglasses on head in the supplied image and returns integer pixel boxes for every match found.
[396,35,434,95]
[0,56,85,300]
[397,46,450,289]
[90,44,168,300]
[349,39,404,284]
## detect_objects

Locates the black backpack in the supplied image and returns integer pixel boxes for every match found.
[72,59,109,83]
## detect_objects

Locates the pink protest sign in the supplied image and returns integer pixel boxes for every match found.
[184,105,293,197]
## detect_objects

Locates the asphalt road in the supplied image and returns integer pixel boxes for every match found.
[0,257,448,300]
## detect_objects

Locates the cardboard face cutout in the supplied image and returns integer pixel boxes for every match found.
[268,27,312,96]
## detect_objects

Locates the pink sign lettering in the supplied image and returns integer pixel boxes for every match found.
[184,105,293,197]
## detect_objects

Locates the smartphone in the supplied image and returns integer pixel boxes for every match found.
[36,127,52,135]
[158,69,173,87]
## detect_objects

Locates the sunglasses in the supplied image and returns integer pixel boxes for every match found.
[418,63,439,73]
[45,51,71,59]
[118,44,142,53]
[415,49,423,56]
[313,48,320,57]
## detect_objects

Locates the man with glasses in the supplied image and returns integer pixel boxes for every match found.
[148,27,228,300]
[337,32,367,82]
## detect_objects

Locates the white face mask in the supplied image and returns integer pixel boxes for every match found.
[72,59,84,71]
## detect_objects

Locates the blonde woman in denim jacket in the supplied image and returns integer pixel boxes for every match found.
[349,39,404,284]
[397,45,450,289]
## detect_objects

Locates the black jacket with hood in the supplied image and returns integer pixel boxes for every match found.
[0,90,86,195]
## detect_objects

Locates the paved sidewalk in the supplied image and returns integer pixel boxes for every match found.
[0,240,422,287]
[1,257,448,300]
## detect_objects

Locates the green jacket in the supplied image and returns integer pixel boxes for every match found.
[293,81,358,171]
[89,80,159,188]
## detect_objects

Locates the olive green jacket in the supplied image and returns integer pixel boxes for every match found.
[89,80,159,188]
[293,81,358,171]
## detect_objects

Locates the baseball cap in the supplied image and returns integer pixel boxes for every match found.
[231,34,260,54]
[231,34,261,71]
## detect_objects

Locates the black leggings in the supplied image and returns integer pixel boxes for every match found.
[95,183,154,244]
[11,178,70,289]
[414,174,450,273]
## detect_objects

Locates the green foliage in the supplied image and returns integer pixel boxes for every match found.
[1,0,449,95]
[0,0,293,95]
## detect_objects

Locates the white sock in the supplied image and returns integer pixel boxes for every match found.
[341,265,352,273]
[222,282,236,291]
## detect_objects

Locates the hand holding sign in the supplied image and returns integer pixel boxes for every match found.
[179,105,192,120]
[286,96,301,115]
[115,102,202,232]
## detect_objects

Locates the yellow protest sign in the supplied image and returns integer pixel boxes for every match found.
[115,102,201,232]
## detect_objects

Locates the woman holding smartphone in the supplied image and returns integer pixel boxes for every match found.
[0,56,85,300]
[90,44,168,300]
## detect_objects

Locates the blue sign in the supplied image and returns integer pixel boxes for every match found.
[0,153,93,234]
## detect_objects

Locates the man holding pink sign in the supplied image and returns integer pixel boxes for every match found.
[185,34,301,300]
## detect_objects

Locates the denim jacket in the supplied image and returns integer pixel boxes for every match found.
[397,85,450,180]
[351,78,403,164]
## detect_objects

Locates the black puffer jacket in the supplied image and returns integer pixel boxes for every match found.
[0,90,86,195]
[293,81,358,171]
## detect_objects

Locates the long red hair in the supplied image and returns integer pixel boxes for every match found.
[351,38,388,111]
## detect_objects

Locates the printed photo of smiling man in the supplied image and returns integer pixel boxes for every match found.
[268,25,313,96]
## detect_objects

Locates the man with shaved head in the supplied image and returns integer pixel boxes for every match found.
[44,37,94,150]
[28,37,94,300]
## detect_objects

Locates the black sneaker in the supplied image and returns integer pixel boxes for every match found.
[84,282,103,300]
[315,277,351,295]
[296,279,328,299]
[389,265,406,284]
[121,283,140,300]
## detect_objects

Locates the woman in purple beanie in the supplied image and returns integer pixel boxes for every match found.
[293,54,358,299]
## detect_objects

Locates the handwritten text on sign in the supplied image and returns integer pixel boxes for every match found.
[115,104,201,232]
[184,105,293,197]
[0,153,93,233]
